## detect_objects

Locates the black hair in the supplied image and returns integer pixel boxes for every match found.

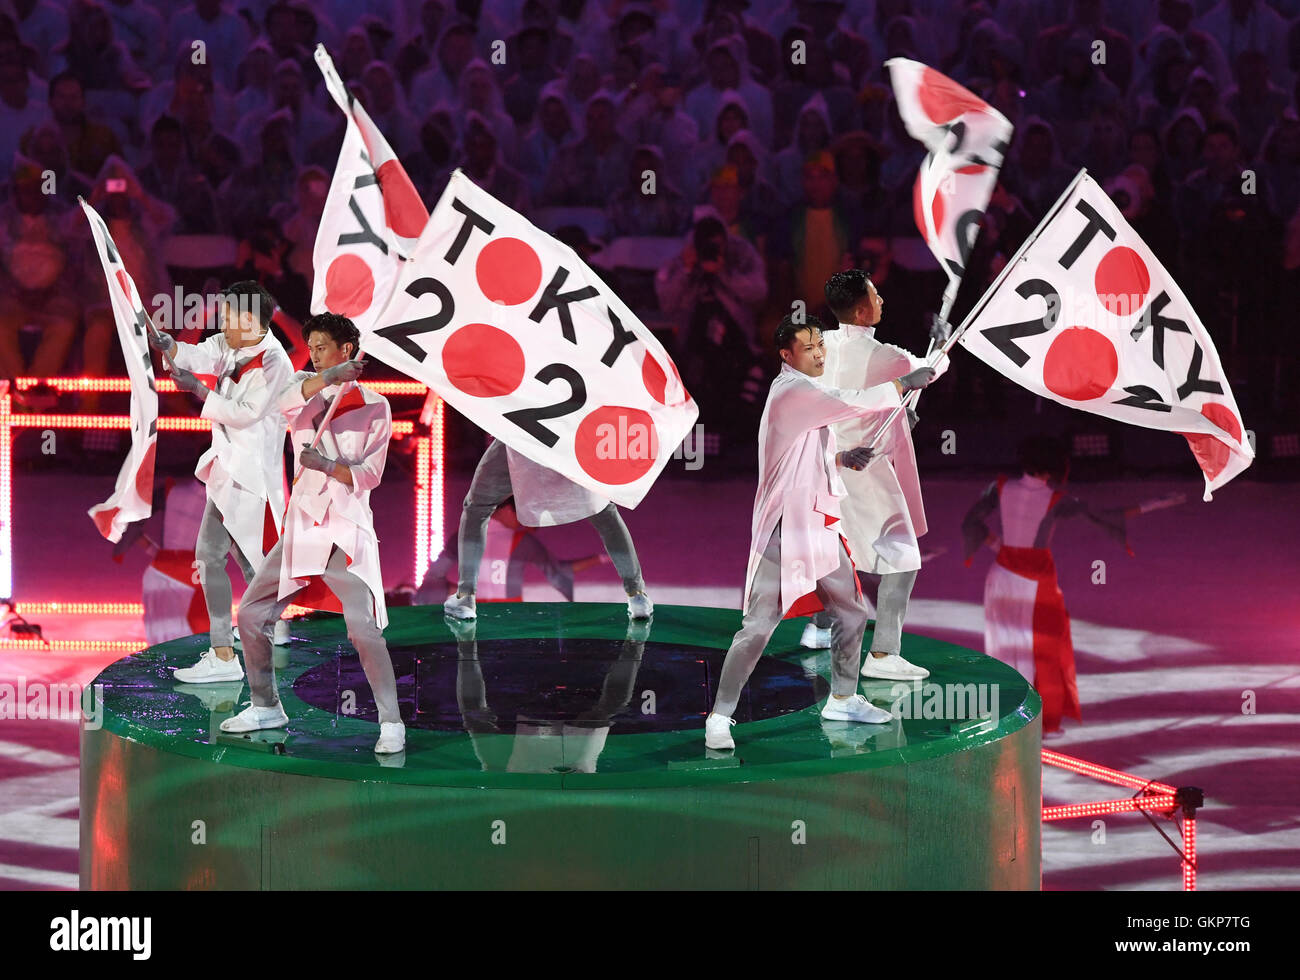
[151,114,183,139]
[221,280,277,331]
[1017,434,1069,482]
[775,312,826,352]
[824,269,872,320]
[303,312,360,357]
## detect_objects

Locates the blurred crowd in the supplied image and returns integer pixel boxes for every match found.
[1,0,1297,430]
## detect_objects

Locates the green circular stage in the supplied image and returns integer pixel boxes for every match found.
[80,603,1042,889]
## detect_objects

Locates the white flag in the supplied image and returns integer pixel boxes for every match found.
[369,170,698,509]
[81,198,159,540]
[312,44,427,330]
[956,171,1253,500]
[887,58,1012,285]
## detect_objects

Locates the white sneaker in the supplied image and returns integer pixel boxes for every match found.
[444,592,477,620]
[374,721,406,754]
[821,694,894,724]
[272,619,291,645]
[799,622,832,648]
[627,591,654,619]
[173,649,244,684]
[219,702,288,733]
[704,712,736,750]
[860,653,930,680]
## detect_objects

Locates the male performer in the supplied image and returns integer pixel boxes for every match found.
[444,441,654,620]
[705,313,936,750]
[799,269,944,682]
[221,312,404,754]
[151,281,294,683]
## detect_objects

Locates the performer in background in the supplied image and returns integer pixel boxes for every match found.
[152,280,293,684]
[222,313,405,754]
[961,435,1182,732]
[445,440,654,621]
[705,313,936,750]
[799,269,944,683]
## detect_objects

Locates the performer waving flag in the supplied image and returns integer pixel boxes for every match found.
[952,170,1252,500]
[81,197,159,543]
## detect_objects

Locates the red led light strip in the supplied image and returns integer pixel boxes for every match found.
[1041,749,1198,890]
[17,377,430,395]
[1,378,444,610]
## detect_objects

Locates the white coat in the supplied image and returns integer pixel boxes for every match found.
[276,375,392,628]
[742,362,901,616]
[172,330,293,568]
[822,324,947,574]
[505,447,607,527]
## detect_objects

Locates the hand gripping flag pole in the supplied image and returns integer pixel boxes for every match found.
[865,170,1090,452]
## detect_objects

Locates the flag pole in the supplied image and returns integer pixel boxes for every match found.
[289,351,364,488]
[864,168,1091,451]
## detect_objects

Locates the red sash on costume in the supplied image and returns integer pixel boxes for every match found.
[994,542,1081,732]
[784,515,863,619]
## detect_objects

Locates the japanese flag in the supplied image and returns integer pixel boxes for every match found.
[955,171,1253,500]
[311,44,428,331]
[81,198,159,541]
[887,58,1012,284]
[368,170,698,510]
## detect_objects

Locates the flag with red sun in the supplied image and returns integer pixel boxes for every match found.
[311,44,428,332]
[81,198,159,540]
[956,171,1253,500]
[369,169,698,510]
[887,58,1012,286]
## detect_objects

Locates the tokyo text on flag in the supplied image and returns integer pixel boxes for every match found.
[81,198,159,540]
[955,170,1253,500]
[369,169,698,509]
[311,44,427,331]
[887,58,1013,285]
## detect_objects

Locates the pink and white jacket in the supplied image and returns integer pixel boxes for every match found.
[171,330,293,567]
[742,362,901,616]
[276,376,392,628]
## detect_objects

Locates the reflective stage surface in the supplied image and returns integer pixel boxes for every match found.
[81,604,1043,888]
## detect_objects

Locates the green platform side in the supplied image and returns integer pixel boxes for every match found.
[80,603,1042,889]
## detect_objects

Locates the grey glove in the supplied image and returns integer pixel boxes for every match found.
[929,314,952,344]
[149,330,174,353]
[839,446,877,470]
[320,357,365,386]
[906,406,920,430]
[171,366,209,401]
[897,366,937,392]
[299,446,334,474]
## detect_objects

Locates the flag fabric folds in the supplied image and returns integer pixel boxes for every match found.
[955,171,1253,500]
[81,198,159,541]
[886,57,1013,286]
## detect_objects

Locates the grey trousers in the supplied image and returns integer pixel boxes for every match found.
[236,538,400,724]
[712,524,868,719]
[195,498,256,647]
[812,568,917,656]
[457,440,645,596]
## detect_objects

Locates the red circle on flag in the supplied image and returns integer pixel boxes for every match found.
[324,254,375,316]
[442,323,526,397]
[642,352,668,404]
[1177,402,1241,481]
[575,406,659,485]
[931,186,946,237]
[917,67,990,124]
[476,237,543,305]
[1094,246,1150,316]
[114,269,133,303]
[134,440,157,501]
[375,159,427,239]
[1042,327,1118,400]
